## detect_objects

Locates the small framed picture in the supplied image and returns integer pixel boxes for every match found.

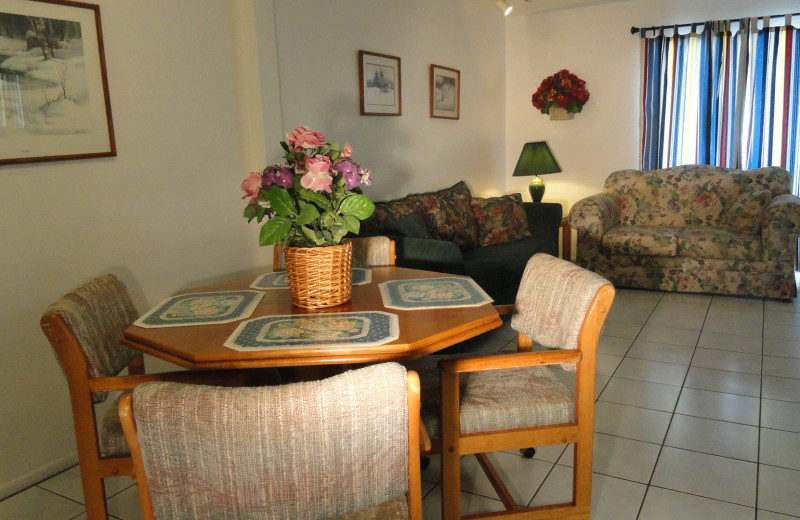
[0,0,116,165]
[430,64,460,120]
[358,50,401,116]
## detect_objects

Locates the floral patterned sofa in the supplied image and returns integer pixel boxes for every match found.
[362,181,562,305]
[568,165,800,299]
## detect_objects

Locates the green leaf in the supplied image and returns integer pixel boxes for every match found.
[266,186,297,216]
[331,225,348,242]
[339,194,375,219]
[295,204,320,226]
[342,215,360,234]
[300,226,324,246]
[243,204,257,221]
[298,188,332,210]
[259,216,292,246]
[280,141,290,152]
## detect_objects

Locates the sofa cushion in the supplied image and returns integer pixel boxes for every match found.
[602,226,681,256]
[415,181,479,250]
[471,193,532,246]
[382,214,432,239]
[725,189,771,234]
[361,195,421,234]
[678,228,763,261]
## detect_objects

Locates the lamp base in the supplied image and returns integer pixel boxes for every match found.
[528,177,545,203]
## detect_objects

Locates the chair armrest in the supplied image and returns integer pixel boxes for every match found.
[391,235,466,275]
[438,349,581,374]
[763,193,800,264]
[89,369,245,393]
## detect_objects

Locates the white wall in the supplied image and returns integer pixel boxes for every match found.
[263,0,508,200]
[0,0,270,497]
[505,0,800,215]
[0,0,507,497]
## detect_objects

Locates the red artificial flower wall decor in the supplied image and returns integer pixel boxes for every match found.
[531,69,590,115]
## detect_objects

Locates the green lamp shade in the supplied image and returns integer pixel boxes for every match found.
[512,141,562,202]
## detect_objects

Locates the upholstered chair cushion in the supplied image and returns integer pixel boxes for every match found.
[471,193,533,246]
[132,363,410,519]
[406,354,573,439]
[46,274,140,403]
[99,395,129,457]
[348,236,393,267]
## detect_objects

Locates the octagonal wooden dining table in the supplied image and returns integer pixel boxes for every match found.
[122,267,502,371]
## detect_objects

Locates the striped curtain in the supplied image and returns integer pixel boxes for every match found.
[640,16,800,192]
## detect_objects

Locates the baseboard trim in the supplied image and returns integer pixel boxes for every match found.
[0,452,78,501]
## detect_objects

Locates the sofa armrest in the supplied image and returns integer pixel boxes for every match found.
[763,193,800,265]
[391,235,466,275]
[568,192,620,237]
[523,202,562,247]
[568,193,619,267]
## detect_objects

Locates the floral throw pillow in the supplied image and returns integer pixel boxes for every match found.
[725,189,772,234]
[415,181,479,250]
[471,193,533,246]
[361,195,421,234]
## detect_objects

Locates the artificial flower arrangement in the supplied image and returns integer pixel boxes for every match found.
[241,127,375,248]
[531,69,590,115]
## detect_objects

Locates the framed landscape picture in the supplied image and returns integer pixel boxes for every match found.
[0,0,115,165]
[430,64,460,120]
[358,50,401,116]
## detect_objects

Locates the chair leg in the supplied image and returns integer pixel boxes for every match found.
[441,449,461,520]
[81,473,109,520]
[572,439,593,514]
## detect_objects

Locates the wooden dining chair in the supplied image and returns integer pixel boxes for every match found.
[118,362,423,520]
[408,253,615,519]
[40,274,241,520]
[273,236,396,271]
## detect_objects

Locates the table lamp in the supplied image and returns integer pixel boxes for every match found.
[512,141,562,202]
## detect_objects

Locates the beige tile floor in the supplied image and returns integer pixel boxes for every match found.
[2,288,800,519]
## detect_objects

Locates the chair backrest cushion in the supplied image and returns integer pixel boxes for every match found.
[511,254,611,357]
[133,363,409,519]
[46,274,140,401]
[275,236,393,270]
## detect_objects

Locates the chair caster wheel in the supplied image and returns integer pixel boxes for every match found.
[421,456,431,470]
[521,448,536,458]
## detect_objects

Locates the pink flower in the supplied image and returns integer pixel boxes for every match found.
[302,155,333,192]
[340,143,353,159]
[286,126,326,149]
[241,171,262,204]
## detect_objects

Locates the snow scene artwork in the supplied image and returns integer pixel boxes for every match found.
[358,50,402,116]
[0,0,114,165]
[430,64,459,120]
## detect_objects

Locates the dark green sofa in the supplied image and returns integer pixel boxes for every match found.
[361,181,562,305]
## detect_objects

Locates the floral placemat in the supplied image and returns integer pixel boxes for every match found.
[134,290,264,328]
[224,311,399,351]
[379,277,493,310]
[250,268,372,290]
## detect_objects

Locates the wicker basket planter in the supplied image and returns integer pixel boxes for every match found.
[549,107,574,120]
[284,241,353,309]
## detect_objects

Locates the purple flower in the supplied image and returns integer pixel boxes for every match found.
[334,161,361,189]
[274,167,293,188]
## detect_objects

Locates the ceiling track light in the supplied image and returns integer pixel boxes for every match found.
[496,0,512,16]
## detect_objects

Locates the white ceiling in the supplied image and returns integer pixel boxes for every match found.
[506,0,631,15]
